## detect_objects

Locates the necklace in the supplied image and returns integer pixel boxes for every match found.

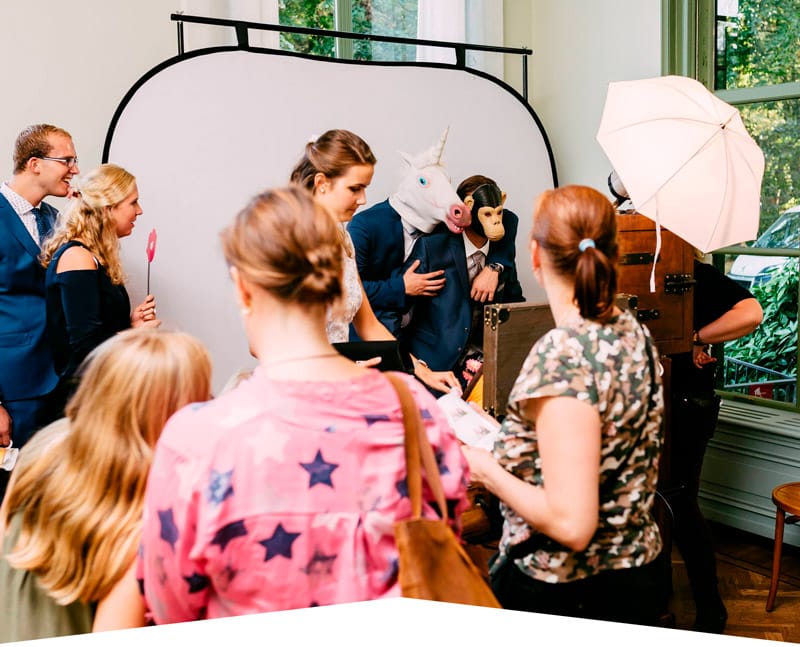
[263,351,341,369]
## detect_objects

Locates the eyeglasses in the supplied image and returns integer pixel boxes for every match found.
[39,156,79,168]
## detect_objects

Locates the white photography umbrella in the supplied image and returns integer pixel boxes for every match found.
[596,75,765,254]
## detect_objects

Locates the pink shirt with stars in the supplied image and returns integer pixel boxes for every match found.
[138,368,469,624]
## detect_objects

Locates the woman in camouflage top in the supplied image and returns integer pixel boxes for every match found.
[463,185,664,625]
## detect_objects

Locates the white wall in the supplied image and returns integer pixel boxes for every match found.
[0,1,177,209]
[504,0,662,190]
[533,0,663,187]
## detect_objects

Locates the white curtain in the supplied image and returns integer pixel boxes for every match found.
[416,0,504,80]
[179,0,279,49]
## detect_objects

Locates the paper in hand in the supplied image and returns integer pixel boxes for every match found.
[436,389,500,451]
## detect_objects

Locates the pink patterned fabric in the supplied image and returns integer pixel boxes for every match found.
[138,368,469,624]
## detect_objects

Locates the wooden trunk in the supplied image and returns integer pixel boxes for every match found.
[482,302,554,418]
[616,213,695,356]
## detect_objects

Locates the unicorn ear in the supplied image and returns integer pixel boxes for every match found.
[432,126,450,164]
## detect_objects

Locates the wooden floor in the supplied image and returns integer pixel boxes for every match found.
[669,521,800,642]
[465,521,800,642]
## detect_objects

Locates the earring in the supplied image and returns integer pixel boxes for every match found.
[320,187,326,194]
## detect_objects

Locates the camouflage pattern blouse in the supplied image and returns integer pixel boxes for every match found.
[491,308,664,583]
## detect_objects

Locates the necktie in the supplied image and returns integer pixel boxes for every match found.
[468,250,485,282]
[31,206,49,246]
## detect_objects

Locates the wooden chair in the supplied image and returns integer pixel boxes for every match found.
[766,482,800,611]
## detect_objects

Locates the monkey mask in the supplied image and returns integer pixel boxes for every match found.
[463,183,506,242]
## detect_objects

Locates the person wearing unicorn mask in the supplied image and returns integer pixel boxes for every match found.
[401,175,524,391]
[347,128,476,339]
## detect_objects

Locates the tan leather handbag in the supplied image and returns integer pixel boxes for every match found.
[385,373,501,608]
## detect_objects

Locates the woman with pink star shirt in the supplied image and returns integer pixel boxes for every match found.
[137,186,468,623]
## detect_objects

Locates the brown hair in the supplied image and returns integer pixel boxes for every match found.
[221,185,344,306]
[290,129,376,191]
[456,174,496,201]
[532,185,619,322]
[13,124,72,174]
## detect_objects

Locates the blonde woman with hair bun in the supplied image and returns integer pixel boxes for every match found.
[138,185,468,622]
[41,163,160,414]
[0,328,212,641]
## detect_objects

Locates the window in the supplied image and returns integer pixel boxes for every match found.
[278,0,418,61]
[665,0,800,408]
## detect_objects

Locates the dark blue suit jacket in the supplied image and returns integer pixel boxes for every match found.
[400,210,524,372]
[347,200,407,336]
[0,194,58,402]
[347,199,520,337]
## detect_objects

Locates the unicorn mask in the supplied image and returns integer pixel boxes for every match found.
[388,128,471,234]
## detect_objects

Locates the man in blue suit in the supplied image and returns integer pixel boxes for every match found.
[0,124,79,470]
[401,177,524,389]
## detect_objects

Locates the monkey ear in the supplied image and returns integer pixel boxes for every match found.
[464,195,474,212]
[500,191,507,206]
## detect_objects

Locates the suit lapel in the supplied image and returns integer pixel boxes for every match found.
[0,194,41,259]
[450,234,471,296]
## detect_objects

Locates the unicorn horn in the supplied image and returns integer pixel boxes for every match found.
[432,126,450,164]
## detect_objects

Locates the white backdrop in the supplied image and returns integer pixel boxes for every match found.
[106,49,556,391]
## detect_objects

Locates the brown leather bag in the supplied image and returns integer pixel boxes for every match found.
[385,373,501,608]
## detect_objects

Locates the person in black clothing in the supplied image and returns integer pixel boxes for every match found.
[40,164,160,415]
[666,258,762,633]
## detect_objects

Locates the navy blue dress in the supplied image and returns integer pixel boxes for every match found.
[45,241,131,410]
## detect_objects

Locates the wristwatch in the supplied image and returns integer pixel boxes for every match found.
[487,262,504,274]
[692,330,706,346]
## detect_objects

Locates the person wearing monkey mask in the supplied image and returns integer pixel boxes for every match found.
[400,175,524,392]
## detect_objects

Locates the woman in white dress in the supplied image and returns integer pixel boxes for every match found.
[291,130,458,394]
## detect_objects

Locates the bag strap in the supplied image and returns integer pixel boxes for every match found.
[385,372,449,524]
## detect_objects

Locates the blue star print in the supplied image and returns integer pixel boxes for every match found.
[259,523,301,562]
[363,414,391,426]
[211,519,248,552]
[184,572,210,594]
[300,450,339,488]
[435,448,450,476]
[206,469,234,507]
[158,508,179,551]
[395,476,409,498]
[304,549,337,576]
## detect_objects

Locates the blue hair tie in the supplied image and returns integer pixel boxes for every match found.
[578,238,596,252]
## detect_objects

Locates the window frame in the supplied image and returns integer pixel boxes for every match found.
[662,0,800,411]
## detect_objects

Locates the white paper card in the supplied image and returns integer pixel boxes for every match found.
[436,390,501,451]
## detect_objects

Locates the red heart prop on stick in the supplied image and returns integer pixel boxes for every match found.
[146,228,157,294]
[146,228,158,263]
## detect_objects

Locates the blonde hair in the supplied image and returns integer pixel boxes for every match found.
[0,328,212,605]
[40,164,137,285]
[221,185,344,306]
